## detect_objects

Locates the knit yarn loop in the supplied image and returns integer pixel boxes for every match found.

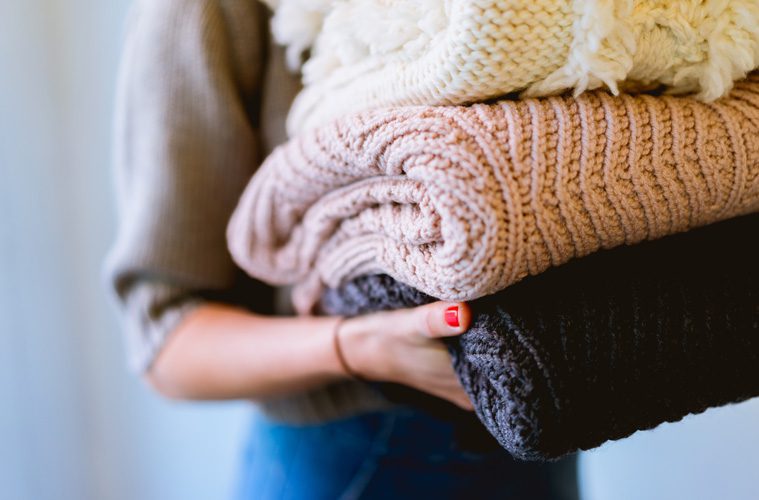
[227,75,759,314]
[261,0,759,135]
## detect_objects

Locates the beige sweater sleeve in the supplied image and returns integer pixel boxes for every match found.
[105,0,267,371]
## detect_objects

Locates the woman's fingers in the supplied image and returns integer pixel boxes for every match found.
[451,392,475,411]
[426,383,474,411]
[340,301,475,411]
[412,302,472,338]
[362,301,471,339]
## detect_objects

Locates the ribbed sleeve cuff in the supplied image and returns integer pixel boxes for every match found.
[117,280,203,373]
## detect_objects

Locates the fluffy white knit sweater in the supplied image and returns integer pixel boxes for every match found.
[262,0,759,135]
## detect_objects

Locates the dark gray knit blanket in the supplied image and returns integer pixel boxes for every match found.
[321,214,759,461]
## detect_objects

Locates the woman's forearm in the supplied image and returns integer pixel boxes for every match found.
[146,300,473,410]
[146,303,348,400]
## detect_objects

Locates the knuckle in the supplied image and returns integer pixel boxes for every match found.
[420,306,437,337]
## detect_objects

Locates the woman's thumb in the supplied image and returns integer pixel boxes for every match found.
[413,302,471,338]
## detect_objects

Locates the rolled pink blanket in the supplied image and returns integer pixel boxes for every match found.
[228,75,759,313]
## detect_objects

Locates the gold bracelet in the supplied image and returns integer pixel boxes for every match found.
[332,317,360,379]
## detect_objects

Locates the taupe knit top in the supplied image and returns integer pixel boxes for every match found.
[105,0,390,422]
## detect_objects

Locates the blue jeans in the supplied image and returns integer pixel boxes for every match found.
[234,407,577,500]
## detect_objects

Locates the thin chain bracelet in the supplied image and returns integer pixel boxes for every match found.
[332,317,362,380]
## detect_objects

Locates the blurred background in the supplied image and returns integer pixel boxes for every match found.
[1,1,757,499]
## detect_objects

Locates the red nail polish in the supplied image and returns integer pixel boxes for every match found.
[445,306,460,328]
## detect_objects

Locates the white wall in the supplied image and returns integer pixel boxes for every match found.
[0,1,250,499]
[1,1,757,499]
[580,400,759,500]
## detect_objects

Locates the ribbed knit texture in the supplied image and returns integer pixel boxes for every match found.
[321,214,759,461]
[228,74,759,314]
[262,0,759,134]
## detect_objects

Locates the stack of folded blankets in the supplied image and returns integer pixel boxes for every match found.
[229,0,759,460]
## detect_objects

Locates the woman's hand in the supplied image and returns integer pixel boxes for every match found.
[146,302,473,411]
[337,302,474,411]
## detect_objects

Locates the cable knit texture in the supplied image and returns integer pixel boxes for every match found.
[228,74,759,314]
[321,215,759,461]
[260,0,759,134]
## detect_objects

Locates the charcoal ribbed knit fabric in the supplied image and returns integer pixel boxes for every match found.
[321,214,759,461]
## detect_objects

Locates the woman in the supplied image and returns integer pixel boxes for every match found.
[106,0,577,498]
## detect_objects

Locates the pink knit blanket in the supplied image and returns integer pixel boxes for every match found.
[228,74,759,314]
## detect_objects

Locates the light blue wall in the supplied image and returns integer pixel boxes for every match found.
[1,1,757,499]
[0,1,250,499]
[580,399,759,500]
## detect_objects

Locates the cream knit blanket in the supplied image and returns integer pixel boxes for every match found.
[262,0,759,136]
[227,74,759,314]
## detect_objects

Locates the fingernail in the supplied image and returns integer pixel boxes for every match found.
[444,306,460,328]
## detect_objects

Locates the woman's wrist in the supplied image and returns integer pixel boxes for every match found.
[332,317,361,379]
[333,315,385,382]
